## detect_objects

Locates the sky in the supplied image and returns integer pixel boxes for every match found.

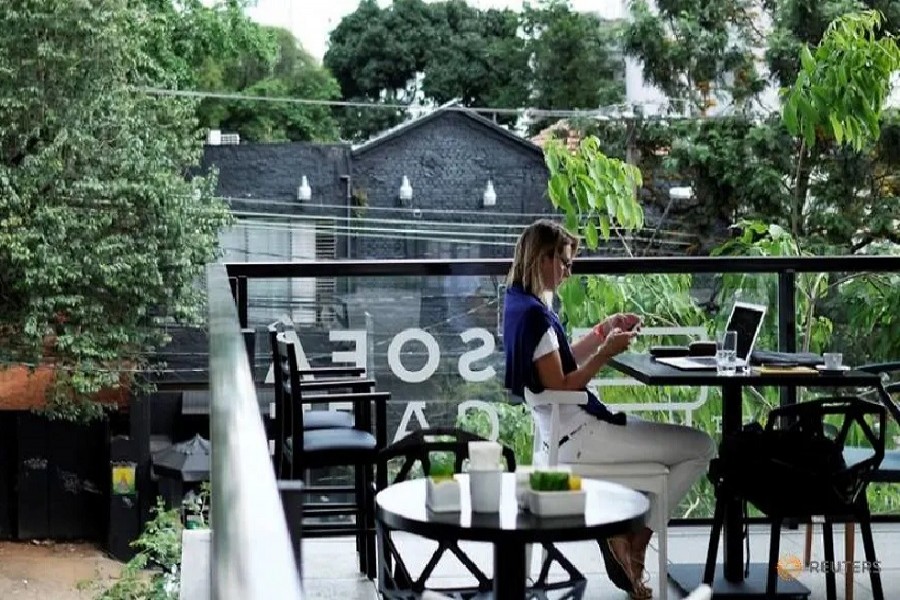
[246,0,624,62]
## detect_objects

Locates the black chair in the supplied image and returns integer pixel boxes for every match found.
[704,397,887,600]
[277,333,390,578]
[266,323,376,478]
[804,361,900,599]
[376,428,517,598]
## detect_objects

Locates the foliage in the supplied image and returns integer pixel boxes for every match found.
[782,10,900,151]
[618,3,900,250]
[429,452,456,479]
[0,0,232,419]
[444,377,534,464]
[141,0,276,90]
[423,3,530,125]
[324,0,428,140]
[837,269,900,361]
[544,136,643,250]
[94,486,210,599]
[96,499,183,600]
[212,49,342,143]
[457,400,535,466]
[325,0,625,140]
[778,9,900,237]
[141,1,340,141]
[713,220,837,355]
[765,0,900,89]
[624,0,766,113]
[522,0,625,133]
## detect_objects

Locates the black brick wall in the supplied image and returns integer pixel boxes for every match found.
[351,111,554,260]
[201,142,354,258]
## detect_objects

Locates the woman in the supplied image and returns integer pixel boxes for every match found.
[503,219,715,599]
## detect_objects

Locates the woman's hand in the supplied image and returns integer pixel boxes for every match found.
[601,328,636,357]
[594,313,643,341]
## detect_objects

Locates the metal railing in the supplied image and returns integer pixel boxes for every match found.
[207,263,303,599]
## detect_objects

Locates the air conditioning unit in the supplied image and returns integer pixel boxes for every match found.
[206,129,222,145]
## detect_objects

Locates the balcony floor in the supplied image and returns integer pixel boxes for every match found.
[303,523,900,599]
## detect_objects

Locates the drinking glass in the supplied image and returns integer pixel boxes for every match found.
[823,352,843,370]
[716,331,738,376]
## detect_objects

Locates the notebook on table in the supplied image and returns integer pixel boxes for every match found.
[655,301,767,371]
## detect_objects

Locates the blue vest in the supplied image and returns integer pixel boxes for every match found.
[503,284,614,422]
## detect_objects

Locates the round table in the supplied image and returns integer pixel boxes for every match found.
[375,473,649,598]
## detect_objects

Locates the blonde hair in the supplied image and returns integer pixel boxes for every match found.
[507,219,578,304]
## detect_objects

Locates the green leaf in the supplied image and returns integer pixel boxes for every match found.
[800,45,816,73]
[585,220,599,249]
[829,114,844,144]
[544,146,561,175]
[549,173,570,209]
[598,215,611,241]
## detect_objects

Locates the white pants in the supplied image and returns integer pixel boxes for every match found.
[557,415,716,528]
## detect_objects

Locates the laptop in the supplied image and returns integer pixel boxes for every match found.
[656,301,767,370]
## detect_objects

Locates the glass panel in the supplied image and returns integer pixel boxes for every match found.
[238,265,900,519]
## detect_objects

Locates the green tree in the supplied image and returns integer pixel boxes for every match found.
[212,28,342,141]
[326,0,626,140]
[623,0,765,113]
[0,0,232,420]
[324,0,430,141]
[765,0,900,89]
[423,3,530,125]
[523,0,625,132]
[141,0,276,90]
[781,9,900,238]
[140,2,340,142]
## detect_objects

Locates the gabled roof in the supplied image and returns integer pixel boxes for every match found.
[352,100,544,158]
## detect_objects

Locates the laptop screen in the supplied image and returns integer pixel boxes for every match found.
[725,302,767,360]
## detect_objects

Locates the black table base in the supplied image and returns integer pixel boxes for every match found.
[668,563,811,599]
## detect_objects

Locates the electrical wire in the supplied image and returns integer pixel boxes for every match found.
[9,192,697,237]
[225,219,694,248]
[131,86,697,120]
[222,197,699,238]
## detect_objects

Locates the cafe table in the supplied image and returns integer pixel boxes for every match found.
[609,353,882,598]
[375,473,649,598]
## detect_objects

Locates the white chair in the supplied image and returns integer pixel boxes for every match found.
[525,389,670,600]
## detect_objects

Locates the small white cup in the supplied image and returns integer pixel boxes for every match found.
[469,469,503,513]
[468,441,502,471]
[823,352,843,370]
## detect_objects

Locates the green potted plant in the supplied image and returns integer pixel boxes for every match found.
[425,452,460,512]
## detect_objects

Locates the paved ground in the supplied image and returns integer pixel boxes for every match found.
[302,523,900,599]
[4,523,900,598]
[0,541,122,599]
